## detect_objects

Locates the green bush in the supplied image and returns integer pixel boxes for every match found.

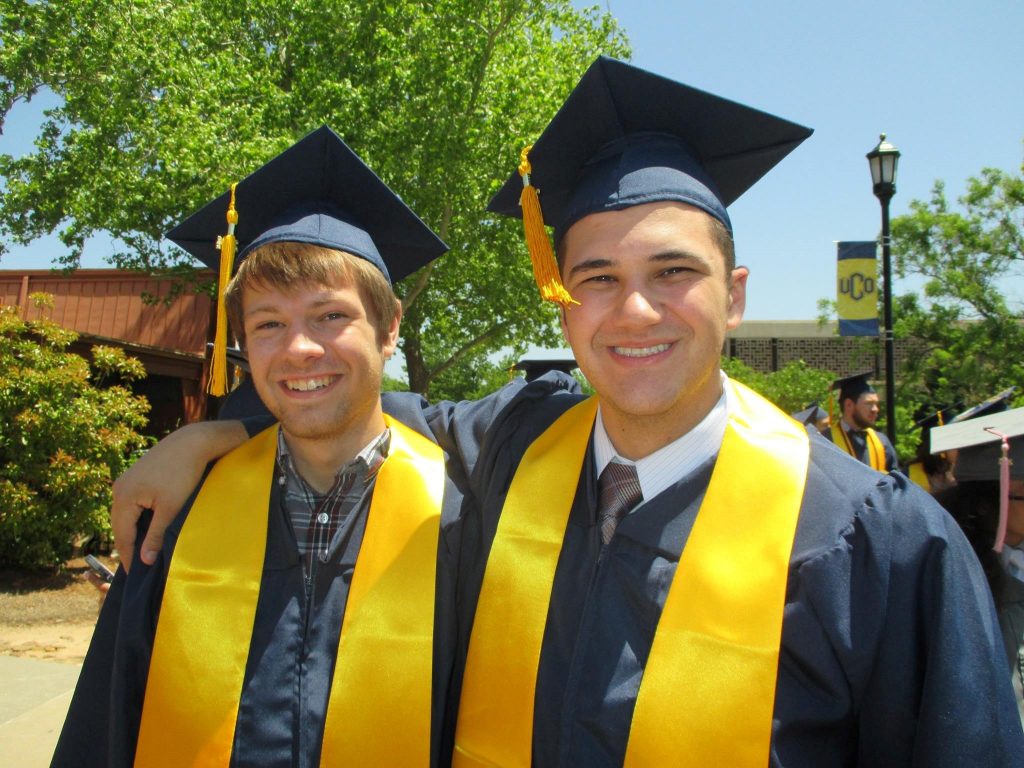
[0,294,151,569]
[722,358,836,415]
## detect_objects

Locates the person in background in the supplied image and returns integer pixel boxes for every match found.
[932,403,1024,727]
[822,371,897,471]
[904,406,959,494]
[791,401,830,434]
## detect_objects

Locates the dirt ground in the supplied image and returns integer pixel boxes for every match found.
[0,556,113,664]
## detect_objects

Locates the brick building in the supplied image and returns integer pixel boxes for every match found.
[1,268,215,436]
[726,320,917,381]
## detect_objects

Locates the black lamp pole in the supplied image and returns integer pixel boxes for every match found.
[866,133,900,448]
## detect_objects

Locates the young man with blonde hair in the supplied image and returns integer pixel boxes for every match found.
[54,127,469,767]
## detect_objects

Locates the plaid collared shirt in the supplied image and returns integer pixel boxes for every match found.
[276,428,390,577]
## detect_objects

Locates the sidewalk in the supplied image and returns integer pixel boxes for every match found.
[0,655,81,767]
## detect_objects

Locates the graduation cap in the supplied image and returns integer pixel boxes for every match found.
[791,402,829,427]
[931,406,1024,551]
[949,386,1018,424]
[167,125,448,394]
[512,356,578,382]
[831,371,876,404]
[487,55,813,305]
[912,404,959,455]
[168,125,446,283]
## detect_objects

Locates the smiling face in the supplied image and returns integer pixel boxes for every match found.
[241,272,399,462]
[558,201,747,459]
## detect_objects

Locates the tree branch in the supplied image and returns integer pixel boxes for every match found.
[423,323,505,388]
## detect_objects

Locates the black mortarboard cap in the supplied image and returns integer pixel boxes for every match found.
[488,56,813,243]
[831,371,876,403]
[792,402,828,427]
[167,125,447,284]
[512,356,578,382]
[949,386,1018,424]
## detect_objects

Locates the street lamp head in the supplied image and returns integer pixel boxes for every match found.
[867,133,900,199]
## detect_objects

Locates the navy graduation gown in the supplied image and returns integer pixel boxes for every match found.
[435,383,1024,767]
[821,424,898,472]
[52,429,466,768]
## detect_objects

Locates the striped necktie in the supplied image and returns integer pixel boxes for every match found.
[598,461,643,545]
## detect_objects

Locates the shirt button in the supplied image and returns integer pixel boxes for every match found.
[317,512,329,524]
[319,553,329,563]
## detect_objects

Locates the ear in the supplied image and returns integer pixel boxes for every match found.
[558,305,571,344]
[725,267,749,330]
[381,303,402,359]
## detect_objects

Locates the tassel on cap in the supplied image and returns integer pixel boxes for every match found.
[985,427,1013,552]
[518,146,578,308]
[208,183,238,396]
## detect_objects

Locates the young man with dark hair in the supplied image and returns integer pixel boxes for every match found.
[825,371,898,471]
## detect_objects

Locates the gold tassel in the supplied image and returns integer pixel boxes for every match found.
[518,146,578,307]
[208,183,238,396]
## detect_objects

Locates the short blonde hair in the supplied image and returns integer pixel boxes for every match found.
[225,242,400,346]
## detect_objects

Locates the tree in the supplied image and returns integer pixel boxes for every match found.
[0,294,151,569]
[891,159,1024,413]
[0,0,629,400]
[721,358,836,416]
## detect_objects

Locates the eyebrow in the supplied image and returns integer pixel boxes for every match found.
[244,293,351,318]
[566,248,707,278]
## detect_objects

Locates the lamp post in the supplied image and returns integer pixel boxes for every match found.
[866,133,900,448]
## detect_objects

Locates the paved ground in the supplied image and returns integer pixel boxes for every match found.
[0,655,82,766]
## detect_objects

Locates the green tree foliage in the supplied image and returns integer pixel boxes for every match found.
[0,0,629,400]
[721,358,836,415]
[0,294,151,569]
[891,159,1024,413]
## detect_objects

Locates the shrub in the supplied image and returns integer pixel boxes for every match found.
[0,294,151,569]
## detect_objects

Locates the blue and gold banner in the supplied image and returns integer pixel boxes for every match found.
[836,241,878,336]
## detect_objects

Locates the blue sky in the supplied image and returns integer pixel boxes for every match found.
[2,0,1022,320]
[600,0,1024,319]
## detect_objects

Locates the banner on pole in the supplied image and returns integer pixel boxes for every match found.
[836,241,878,337]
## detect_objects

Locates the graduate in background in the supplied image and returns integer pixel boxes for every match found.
[109,58,1023,766]
[53,127,466,767]
[932,405,1024,727]
[903,405,958,494]
[791,401,830,434]
[823,371,898,471]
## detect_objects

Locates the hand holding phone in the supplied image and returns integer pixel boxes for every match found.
[85,554,115,584]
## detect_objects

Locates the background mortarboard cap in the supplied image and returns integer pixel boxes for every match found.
[831,371,876,403]
[487,55,813,241]
[792,402,828,427]
[949,386,1018,424]
[912,404,960,453]
[512,356,578,382]
[930,406,1024,481]
[205,343,250,373]
[914,405,959,431]
[167,125,447,284]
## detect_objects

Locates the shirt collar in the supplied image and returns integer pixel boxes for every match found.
[277,428,390,489]
[593,373,731,502]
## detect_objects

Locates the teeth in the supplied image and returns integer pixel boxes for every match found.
[285,376,334,392]
[614,344,670,358]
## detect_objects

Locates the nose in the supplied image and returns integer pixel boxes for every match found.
[284,326,325,360]
[615,287,661,327]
